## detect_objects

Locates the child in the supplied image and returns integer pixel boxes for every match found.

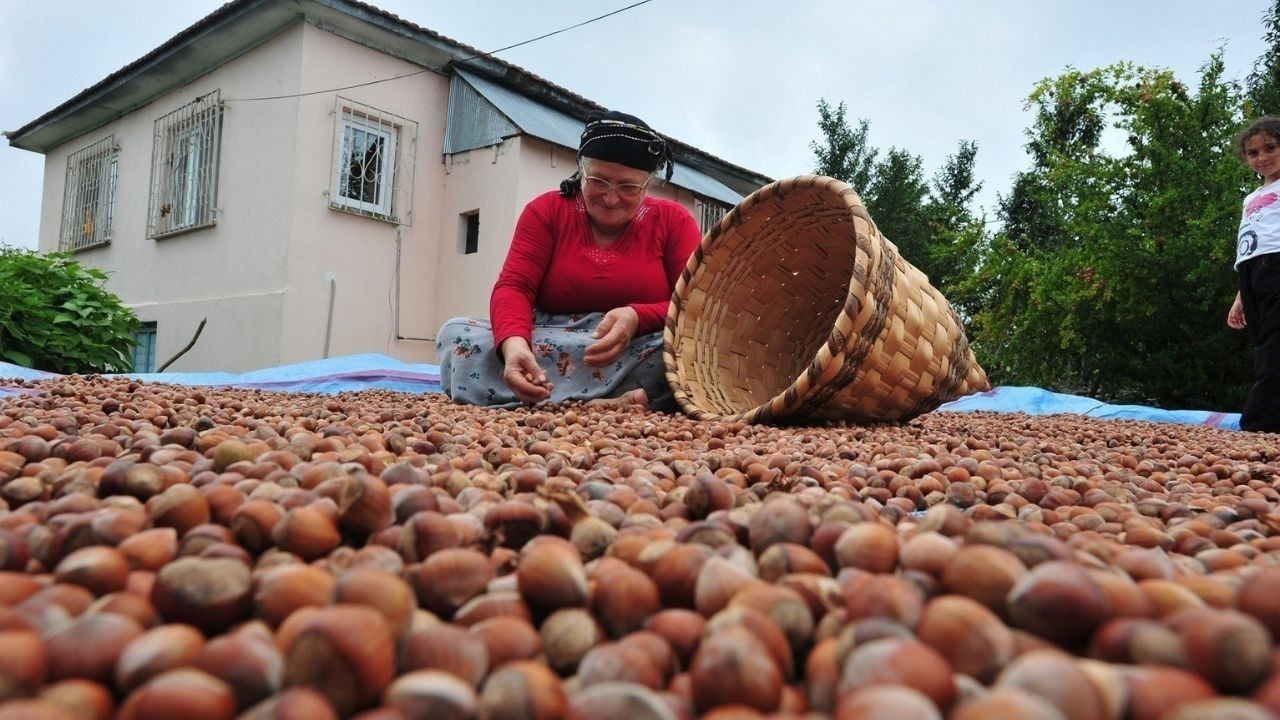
[1228,115,1280,432]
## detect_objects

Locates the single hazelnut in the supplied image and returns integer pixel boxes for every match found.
[150,557,251,635]
[278,604,395,716]
[385,669,478,720]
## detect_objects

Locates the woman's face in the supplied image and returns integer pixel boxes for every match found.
[1245,133,1280,184]
[580,158,650,233]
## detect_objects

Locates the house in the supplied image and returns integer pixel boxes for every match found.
[5,0,770,373]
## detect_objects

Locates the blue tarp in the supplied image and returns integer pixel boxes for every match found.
[938,386,1240,430]
[0,354,1242,430]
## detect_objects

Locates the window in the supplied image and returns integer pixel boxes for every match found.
[697,199,729,235]
[59,136,119,251]
[460,211,479,254]
[148,91,224,238]
[330,98,417,224]
[132,322,157,373]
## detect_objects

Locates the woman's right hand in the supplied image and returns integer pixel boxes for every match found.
[500,337,554,402]
[1229,292,1247,330]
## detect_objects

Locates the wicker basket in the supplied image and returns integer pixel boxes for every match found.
[662,175,990,424]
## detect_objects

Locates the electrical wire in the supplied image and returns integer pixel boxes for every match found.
[225,0,654,103]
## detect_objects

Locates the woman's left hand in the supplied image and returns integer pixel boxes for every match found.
[585,307,639,367]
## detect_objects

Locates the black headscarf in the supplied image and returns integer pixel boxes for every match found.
[560,110,675,196]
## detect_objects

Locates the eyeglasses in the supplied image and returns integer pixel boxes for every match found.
[582,175,649,199]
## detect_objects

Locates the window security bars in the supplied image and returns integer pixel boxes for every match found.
[59,136,119,251]
[698,199,728,235]
[148,91,223,239]
[331,97,417,224]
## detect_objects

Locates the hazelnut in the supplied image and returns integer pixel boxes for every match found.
[46,611,144,684]
[949,686,1073,720]
[517,538,589,611]
[53,546,129,596]
[38,679,116,720]
[689,625,782,713]
[117,528,178,572]
[915,594,1014,683]
[478,660,567,720]
[540,607,606,675]
[385,670,478,720]
[116,668,236,720]
[838,637,955,713]
[469,615,543,670]
[746,497,812,555]
[278,604,395,716]
[233,686,338,720]
[270,506,340,561]
[0,629,47,700]
[333,566,416,638]
[693,554,759,618]
[399,622,489,687]
[195,626,284,710]
[994,649,1109,720]
[150,557,251,635]
[642,608,705,667]
[114,623,206,694]
[565,681,680,720]
[146,483,210,536]
[1006,560,1107,646]
[229,500,283,554]
[1125,665,1218,720]
[404,548,494,618]
[253,565,337,627]
[939,544,1027,618]
[591,561,661,637]
[834,685,943,720]
[832,521,900,574]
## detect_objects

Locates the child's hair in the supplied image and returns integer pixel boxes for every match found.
[1239,115,1280,157]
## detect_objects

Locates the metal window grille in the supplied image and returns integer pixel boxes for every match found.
[697,199,728,235]
[59,136,119,251]
[330,97,417,224]
[148,91,223,239]
[132,322,157,373]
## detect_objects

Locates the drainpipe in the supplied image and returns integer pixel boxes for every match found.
[323,272,337,359]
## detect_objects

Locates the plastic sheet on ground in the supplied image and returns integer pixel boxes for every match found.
[938,386,1241,431]
[0,353,441,397]
[0,354,1242,430]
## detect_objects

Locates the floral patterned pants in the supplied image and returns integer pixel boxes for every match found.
[436,312,675,410]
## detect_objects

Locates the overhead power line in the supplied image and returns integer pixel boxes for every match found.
[225,0,655,103]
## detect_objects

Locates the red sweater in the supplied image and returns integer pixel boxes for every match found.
[490,190,702,347]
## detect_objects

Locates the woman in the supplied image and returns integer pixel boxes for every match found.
[437,110,702,410]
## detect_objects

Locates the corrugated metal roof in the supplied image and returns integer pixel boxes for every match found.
[443,72,519,154]
[453,68,742,207]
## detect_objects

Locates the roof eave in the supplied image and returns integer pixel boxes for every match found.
[5,0,292,153]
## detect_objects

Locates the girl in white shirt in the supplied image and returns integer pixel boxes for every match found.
[1228,115,1280,431]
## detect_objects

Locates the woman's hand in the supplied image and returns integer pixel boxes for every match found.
[500,337,553,402]
[585,307,639,367]
[1229,292,1247,330]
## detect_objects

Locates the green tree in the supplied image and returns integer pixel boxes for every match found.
[0,248,141,373]
[810,99,877,191]
[1249,0,1280,115]
[866,148,930,268]
[923,140,985,297]
[963,58,1253,408]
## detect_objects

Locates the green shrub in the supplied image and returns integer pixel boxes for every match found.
[0,248,141,373]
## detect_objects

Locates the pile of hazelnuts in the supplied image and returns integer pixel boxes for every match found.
[1,374,1280,719]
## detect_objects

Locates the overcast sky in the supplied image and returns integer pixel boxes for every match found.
[0,0,1273,250]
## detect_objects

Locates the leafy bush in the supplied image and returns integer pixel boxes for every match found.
[0,248,141,373]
